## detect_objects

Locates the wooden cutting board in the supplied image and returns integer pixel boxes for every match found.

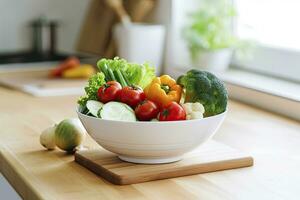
[0,70,87,96]
[75,140,253,185]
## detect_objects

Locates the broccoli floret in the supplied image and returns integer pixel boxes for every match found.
[177,69,228,117]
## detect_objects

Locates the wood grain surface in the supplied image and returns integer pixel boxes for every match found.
[0,70,87,89]
[0,87,299,200]
[75,141,253,185]
[0,70,87,96]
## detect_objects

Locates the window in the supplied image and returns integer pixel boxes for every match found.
[162,0,300,121]
[233,0,300,82]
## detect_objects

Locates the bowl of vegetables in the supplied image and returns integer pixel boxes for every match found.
[77,58,228,164]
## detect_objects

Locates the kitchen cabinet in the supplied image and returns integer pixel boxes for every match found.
[0,86,299,199]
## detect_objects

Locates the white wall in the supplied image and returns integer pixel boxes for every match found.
[0,0,91,53]
[165,0,202,72]
[147,0,202,73]
[0,0,199,69]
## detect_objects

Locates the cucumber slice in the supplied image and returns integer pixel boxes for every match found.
[78,104,88,114]
[100,102,136,122]
[86,100,104,117]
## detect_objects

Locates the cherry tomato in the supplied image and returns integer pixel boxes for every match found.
[97,81,122,103]
[106,81,122,89]
[119,86,146,108]
[158,102,186,121]
[135,100,159,121]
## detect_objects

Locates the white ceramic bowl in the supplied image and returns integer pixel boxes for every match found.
[77,111,226,164]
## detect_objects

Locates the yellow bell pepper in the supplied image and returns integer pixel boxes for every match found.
[144,75,182,107]
[62,64,95,79]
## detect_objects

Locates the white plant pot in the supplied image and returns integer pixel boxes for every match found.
[193,49,233,71]
[113,23,166,74]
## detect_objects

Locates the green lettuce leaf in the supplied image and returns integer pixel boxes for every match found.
[77,72,106,107]
[97,57,155,89]
[97,57,128,72]
[136,63,155,89]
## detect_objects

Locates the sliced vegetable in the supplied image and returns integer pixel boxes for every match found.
[100,102,136,122]
[55,118,86,152]
[182,102,205,120]
[158,102,186,121]
[78,57,228,121]
[97,81,122,103]
[144,75,182,108]
[86,100,104,117]
[78,103,89,115]
[40,126,56,150]
[135,100,159,121]
[177,69,228,116]
[119,86,146,108]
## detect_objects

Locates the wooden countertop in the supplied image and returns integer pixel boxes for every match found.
[0,87,299,200]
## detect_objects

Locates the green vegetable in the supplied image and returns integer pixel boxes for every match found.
[139,63,156,89]
[115,69,127,87]
[123,62,155,89]
[182,0,237,60]
[120,70,130,86]
[78,96,89,111]
[86,100,104,117]
[40,126,56,150]
[100,64,109,80]
[177,69,228,117]
[77,72,106,107]
[97,57,155,89]
[55,118,86,152]
[100,101,136,122]
[108,68,116,81]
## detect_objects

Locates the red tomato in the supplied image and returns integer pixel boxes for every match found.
[158,102,186,121]
[135,100,159,121]
[50,56,80,77]
[119,86,146,108]
[97,81,122,103]
[106,81,122,90]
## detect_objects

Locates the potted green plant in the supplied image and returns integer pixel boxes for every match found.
[183,0,237,71]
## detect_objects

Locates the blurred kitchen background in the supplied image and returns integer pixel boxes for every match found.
[0,1,299,199]
[0,0,169,68]
[0,0,299,118]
